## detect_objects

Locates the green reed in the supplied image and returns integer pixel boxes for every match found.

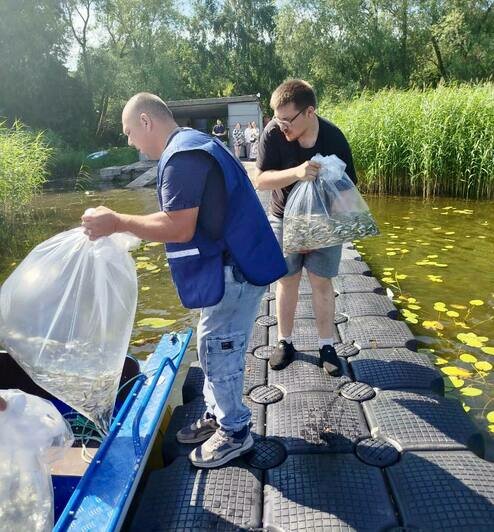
[0,121,52,216]
[321,84,494,199]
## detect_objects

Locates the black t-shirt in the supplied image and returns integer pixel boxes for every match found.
[256,116,357,218]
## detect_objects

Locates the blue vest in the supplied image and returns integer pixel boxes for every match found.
[157,128,287,309]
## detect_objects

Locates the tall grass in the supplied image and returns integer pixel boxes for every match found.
[0,121,52,216]
[321,83,494,199]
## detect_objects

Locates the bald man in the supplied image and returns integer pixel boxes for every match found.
[82,93,286,468]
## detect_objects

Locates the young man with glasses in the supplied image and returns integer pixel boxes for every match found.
[254,79,357,374]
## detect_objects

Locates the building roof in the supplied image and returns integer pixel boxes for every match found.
[166,94,260,119]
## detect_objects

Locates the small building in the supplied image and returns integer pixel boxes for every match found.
[166,94,263,150]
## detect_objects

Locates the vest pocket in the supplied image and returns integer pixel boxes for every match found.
[205,332,246,384]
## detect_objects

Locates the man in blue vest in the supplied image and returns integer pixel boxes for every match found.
[82,93,287,468]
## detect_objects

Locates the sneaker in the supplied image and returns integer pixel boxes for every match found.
[319,344,341,376]
[189,425,254,468]
[176,413,219,444]
[269,340,295,370]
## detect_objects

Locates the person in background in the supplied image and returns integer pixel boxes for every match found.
[0,396,6,411]
[244,122,252,160]
[212,119,227,143]
[232,122,244,159]
[249,121,260,160]
[81,93,287,468]
[254,79,357,374]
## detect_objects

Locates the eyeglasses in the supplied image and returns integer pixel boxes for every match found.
[274,106,308,129]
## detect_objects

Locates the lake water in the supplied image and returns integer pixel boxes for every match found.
[1,185,493,433]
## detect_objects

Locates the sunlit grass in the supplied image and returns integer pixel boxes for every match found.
[322,83,494,199]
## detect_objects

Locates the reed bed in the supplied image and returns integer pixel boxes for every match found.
[0,121,51,216]
[322,84,494,199]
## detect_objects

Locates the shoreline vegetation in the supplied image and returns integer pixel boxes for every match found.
[2,84,493,217]
[322,83,494,200]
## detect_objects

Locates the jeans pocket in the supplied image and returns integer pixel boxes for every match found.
[205,332,246,384]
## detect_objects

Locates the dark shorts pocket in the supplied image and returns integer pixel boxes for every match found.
[205,332,246,383]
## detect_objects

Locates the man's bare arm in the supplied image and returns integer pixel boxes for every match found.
[82,206,198,243]
[253,161,320,191]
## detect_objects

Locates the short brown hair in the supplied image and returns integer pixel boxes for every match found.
[124,92,173,121]
[270,79,317,111]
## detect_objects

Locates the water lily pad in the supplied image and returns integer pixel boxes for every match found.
[481,347,494,355]
[433,302,447,312]
[137,318,177,328]
[435,357,448,365]
[441,366,472,377]
[448,376,464,388]
[141,286,150,292]
[459,354,477,363]
[475,361,493,371]
[460,387,483,397]
[487,411,494,423]
[422,320,444,331]
[469,299,484,306]
[446,310,459,318]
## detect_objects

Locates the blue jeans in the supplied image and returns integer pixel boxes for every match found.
[197,266,266,432]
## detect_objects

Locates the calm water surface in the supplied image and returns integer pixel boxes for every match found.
[1,187,493,432]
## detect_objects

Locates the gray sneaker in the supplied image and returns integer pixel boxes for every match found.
[176,414,219,444]
[189,426,254,468]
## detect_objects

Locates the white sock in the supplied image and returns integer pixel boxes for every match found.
[318,337,334,349]
[279,336,292,344]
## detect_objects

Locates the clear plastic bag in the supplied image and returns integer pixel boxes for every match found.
[0,389,74,532]
[283,154,379,253]
[0,227,140,432]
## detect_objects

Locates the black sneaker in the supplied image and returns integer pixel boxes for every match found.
[269,340,295,370]
[319,344,341,376]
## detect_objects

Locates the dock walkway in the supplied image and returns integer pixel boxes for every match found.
[130,191,494,531]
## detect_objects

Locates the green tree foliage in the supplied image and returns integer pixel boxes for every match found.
[1,0,492,147]
[276,0,494,100]
[0,1,91,144]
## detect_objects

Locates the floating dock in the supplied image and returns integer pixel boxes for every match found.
[129,190,494,530]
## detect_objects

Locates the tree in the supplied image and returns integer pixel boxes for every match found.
[0,0,91,144]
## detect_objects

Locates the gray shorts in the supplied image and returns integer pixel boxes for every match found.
[269,215,342,278]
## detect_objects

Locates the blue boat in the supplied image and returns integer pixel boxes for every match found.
[0,328,192,531]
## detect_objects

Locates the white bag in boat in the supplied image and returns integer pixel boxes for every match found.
[0,227,140,431]
[0,389,73,532]
[283,154,379,253]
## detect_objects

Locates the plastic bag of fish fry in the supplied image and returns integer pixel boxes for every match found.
[283,154,379,253]
[0,390,74,532]
[0,227,140,433]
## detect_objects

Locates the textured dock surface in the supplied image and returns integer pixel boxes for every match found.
[131,190,493,531]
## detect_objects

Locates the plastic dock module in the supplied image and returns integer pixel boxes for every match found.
[348,347,445,393]
[269,318,341,350]
[266,391,370,454]
[338,315,417,350]
[333,274,384,295]
[264,454,398,531]
[337,259,371,275]
[386,451,494,530]
[335,292,398,319]
[130,457,263,531]
[247,323,268,352]
[363,389,485,456]
[268,350,351,394]
[130,191,494,530]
